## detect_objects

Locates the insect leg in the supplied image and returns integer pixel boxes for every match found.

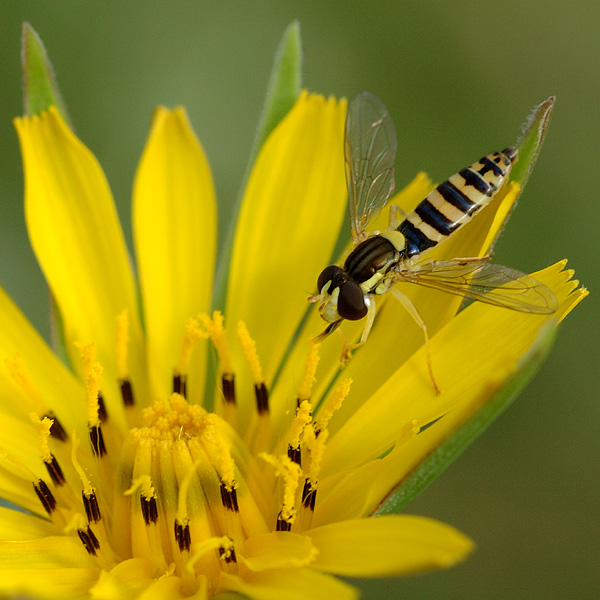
[390,288,440,394]
[340,297,377,365]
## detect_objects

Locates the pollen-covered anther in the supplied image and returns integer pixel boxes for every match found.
[315,377,352,435]
[287,399,313,466]
[29,414,66,485]
[173,317,206,397]
[296,340,321,406]
[237,321,269,414]
[261,453,302,532]
[200,312,237,410]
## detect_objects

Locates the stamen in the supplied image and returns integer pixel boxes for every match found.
[83,490,101,524]
[173,318,205,398]
[42,411,68,441]
[297,341,320,405]
[174,518,191,552]
[201,312,237,424]
[77,525,100,555]
[261,453,302,532]
[237,321,269,414]
[315,377,352,435]
[33,479,57,515]
[287,400,312,466]
[75,343,107,456]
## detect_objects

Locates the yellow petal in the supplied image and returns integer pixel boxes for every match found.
[220,567,358,600]
[0,566,97,600]
[133,107,216,403]
[322,262,585,480]
[225,92,347,428]
[308,515,473,576]
[0,507,57,539]
[242,531,318,571]
[14,108,146,426]
[0,535,94,569]
[0,284,84,422]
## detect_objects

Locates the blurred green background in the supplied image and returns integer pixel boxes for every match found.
[0,2,597,599]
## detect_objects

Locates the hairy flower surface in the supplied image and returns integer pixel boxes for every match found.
[0,89,585,600]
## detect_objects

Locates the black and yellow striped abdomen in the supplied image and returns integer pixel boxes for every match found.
[398,147,518,257]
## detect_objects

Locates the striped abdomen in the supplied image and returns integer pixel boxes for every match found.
[398,147,518,257]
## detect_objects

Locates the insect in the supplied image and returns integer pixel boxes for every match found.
[309,91,557,392]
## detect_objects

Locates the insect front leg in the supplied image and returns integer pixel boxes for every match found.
[340,296,377,365]
[390,288,440,395]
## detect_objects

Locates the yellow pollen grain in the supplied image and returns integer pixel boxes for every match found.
[175,317,206,376]
[29,413,53,463]
[297,341,321,401]
[200,414,236,489]
[74,343,104,427]
[316,377,352,433]
[200,311,233,374]
[288,400,313,449]
[236,321,263,384]
[5,355,43,412]
[303,426,328,484]
[261,453,301,524]
[115,309,130,380]
[71,432,94,493]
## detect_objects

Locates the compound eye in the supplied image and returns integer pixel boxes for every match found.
[337,281,368,320]
[317,265,342,294]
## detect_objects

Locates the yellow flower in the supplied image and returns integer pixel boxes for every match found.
[0,89,585,600]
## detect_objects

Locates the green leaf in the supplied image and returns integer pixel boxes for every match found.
[488,96,555,252]
[21,23,71,125]
[374,321,558,514]
[248,20,303,164]
[213,20,303,311]
[512,96,555,187]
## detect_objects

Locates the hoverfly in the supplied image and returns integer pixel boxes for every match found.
[309,91,557,392]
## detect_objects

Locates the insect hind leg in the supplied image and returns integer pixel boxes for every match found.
[390,288,440,395]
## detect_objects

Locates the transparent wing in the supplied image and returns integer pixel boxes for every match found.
[393,259,558,314]
[345,91,398,240]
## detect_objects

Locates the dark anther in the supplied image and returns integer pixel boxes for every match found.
[97,392,107,422]
[42,412,67,441]
[174,519,191,552]
[254,382,269,414]
[89,424,107,457]
[222,374,236,404]
[172,373,187,398]
[44,454,65,486]
[77,526,100,556]
[141,495,158,525]
[287,445,301,466]
[220,482,240,513]
[33,479,56,515]
[219,543,238,564]
[120,379,135,407]
[301,479,317,511]
[276,513,292,532]
[83,490,101,523]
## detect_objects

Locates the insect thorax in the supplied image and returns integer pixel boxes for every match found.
[344,234,402,294]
